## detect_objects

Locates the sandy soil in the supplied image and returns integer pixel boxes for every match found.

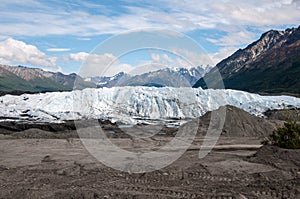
[0,135,299,199]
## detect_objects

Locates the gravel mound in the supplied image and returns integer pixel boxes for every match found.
[196,105,283,137]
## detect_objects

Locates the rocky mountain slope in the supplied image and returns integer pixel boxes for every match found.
[0,65,95,93]
[193,26,300,94]
[86,72,129,88]
[89,66,208,87]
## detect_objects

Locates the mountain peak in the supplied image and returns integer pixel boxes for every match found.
[215,26,300,74]
[0,65,96,93]
[87,66,208,88]
[193,26,300,94]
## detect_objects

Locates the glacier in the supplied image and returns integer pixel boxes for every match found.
[0,87,300,124]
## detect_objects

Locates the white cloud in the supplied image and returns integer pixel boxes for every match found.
[150,53,182,67]
[209,0,300,27]
[47,48,70,52]
[206,30,257,64]
[151,53,160,62]
[77,37,91,41]
[169,48,214,67]
[207,31,256,47]
[0,38,57,68]
[130,47,215,74]
[0,57,11,65]
[0,1,298,37]
[69,52,134,77]
[69,52,90,62]
[209,47,238,65]
[149,49,211,70]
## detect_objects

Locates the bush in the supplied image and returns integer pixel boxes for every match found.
[262,107,300,149]
[269,119,300,149]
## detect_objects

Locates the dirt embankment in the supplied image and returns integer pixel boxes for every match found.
[264,108,300,121]
[0,105,288,139]
[192,105,283,137]
[249,145,300,171]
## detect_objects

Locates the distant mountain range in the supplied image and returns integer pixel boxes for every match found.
[0,64,208,94]
[193,26,300,94]
[87,66,209,87]
[0,65,95,93]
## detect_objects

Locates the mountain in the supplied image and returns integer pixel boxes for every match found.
[0,66,34,92]
[0,64,208,93]
[86,72,129,88]
[193,26,300,94]
[0,65,95,93]
[89,66,208,88]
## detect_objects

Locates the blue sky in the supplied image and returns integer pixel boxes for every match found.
[0,0,299,76]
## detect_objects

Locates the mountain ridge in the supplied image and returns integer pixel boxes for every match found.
[193,26,300,94]
[0,64,209,94]
[0,65,95,93]
[89,66,209,88]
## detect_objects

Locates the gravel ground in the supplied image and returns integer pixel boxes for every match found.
[0,136,299,199]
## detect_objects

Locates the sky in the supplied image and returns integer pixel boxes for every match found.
[0,0,299,77]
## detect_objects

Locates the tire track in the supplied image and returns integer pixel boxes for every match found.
[114,184,237,199]
[251,189,294,199]
[123,170,238,185]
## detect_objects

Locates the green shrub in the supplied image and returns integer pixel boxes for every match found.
[262,107,300,149]
[269,118,300,149]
